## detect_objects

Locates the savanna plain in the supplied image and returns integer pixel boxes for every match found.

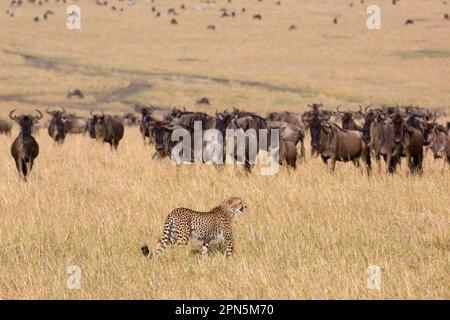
[0,0,449,299]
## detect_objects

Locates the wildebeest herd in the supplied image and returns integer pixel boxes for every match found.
[0,103,449,180]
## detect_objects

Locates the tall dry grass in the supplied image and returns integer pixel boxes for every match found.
[0,126,448,299]
[0,0,449,299]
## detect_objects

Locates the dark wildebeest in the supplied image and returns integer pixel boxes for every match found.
[47,106,69,143]
[9,109,42,181]
[335,105,363,131]
[0,118,12,136]
[390,113,424,174]
[151,121,194,162]
[304,112,371,173]
[135,105,155,144]
[89,111,124,150]
[362,107,401,173]
[424,123,449,165]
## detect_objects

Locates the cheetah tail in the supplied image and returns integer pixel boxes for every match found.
[140,244,153,258]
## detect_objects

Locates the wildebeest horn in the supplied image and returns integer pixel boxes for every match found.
[9,109,18,120]
[34,109,43,120]
[336,105,344,114]
[364,105,373,114]
[357,105,362,113]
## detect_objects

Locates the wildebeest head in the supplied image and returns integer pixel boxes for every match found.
[153,124,172,152]
[47,106,69,142]
[390,113,407,144]
[10,109,43,135]
[302,111,331,153]
[336,105,362,130]
[135,105,155,119]
[89,110,105,139]
[360,105,384,142]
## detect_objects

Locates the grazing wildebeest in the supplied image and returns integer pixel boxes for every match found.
[9,109,42,181]
[135,105,155,144]
[424,122,450,164]
[390,113,424,173]
[0,118,12,136]
[304,112,371,173]
[89,111,124,150]
[335,105,363,131]
[47,106,69,143]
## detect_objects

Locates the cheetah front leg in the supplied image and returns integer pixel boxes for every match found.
[223,231,234,258]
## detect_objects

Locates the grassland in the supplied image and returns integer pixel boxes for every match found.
[0,0,449,299]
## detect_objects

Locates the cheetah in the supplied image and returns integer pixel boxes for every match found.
[141,197,247,258]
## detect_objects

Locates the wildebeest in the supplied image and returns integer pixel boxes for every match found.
[335,105,363,131]
[47,106,69,143]
[266,120,305,160]
[390,113,424,173]
[65,114,90,134]
[135,105,155,144]
[67,89,84,99]
[0,118,12,136]
[424,122,450,164]
[9,109,42,181]
[224,112,268,172]
[362,109,400,173]
[304,111,371,173]
[279,139,298,169]
[150,120,194,161]
[89,111,124,150]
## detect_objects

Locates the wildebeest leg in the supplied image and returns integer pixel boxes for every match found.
[20,158,28,181]
[330,156,337,172]
[321,156,328,166]
[14,158,23,179]
[375,154,381,173]
[385,153,395,173]
[300,141,305,161]
[352,159,360,168]
[244,160,253,173]
[365,149,372,175]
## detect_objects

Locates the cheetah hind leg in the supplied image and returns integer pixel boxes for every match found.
[141,216,176,258]
[202,241,210,257]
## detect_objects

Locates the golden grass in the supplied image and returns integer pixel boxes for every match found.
[0,0,449,299]
[0,127,448,299]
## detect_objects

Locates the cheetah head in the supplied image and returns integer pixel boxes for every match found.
[222,197,247,217]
